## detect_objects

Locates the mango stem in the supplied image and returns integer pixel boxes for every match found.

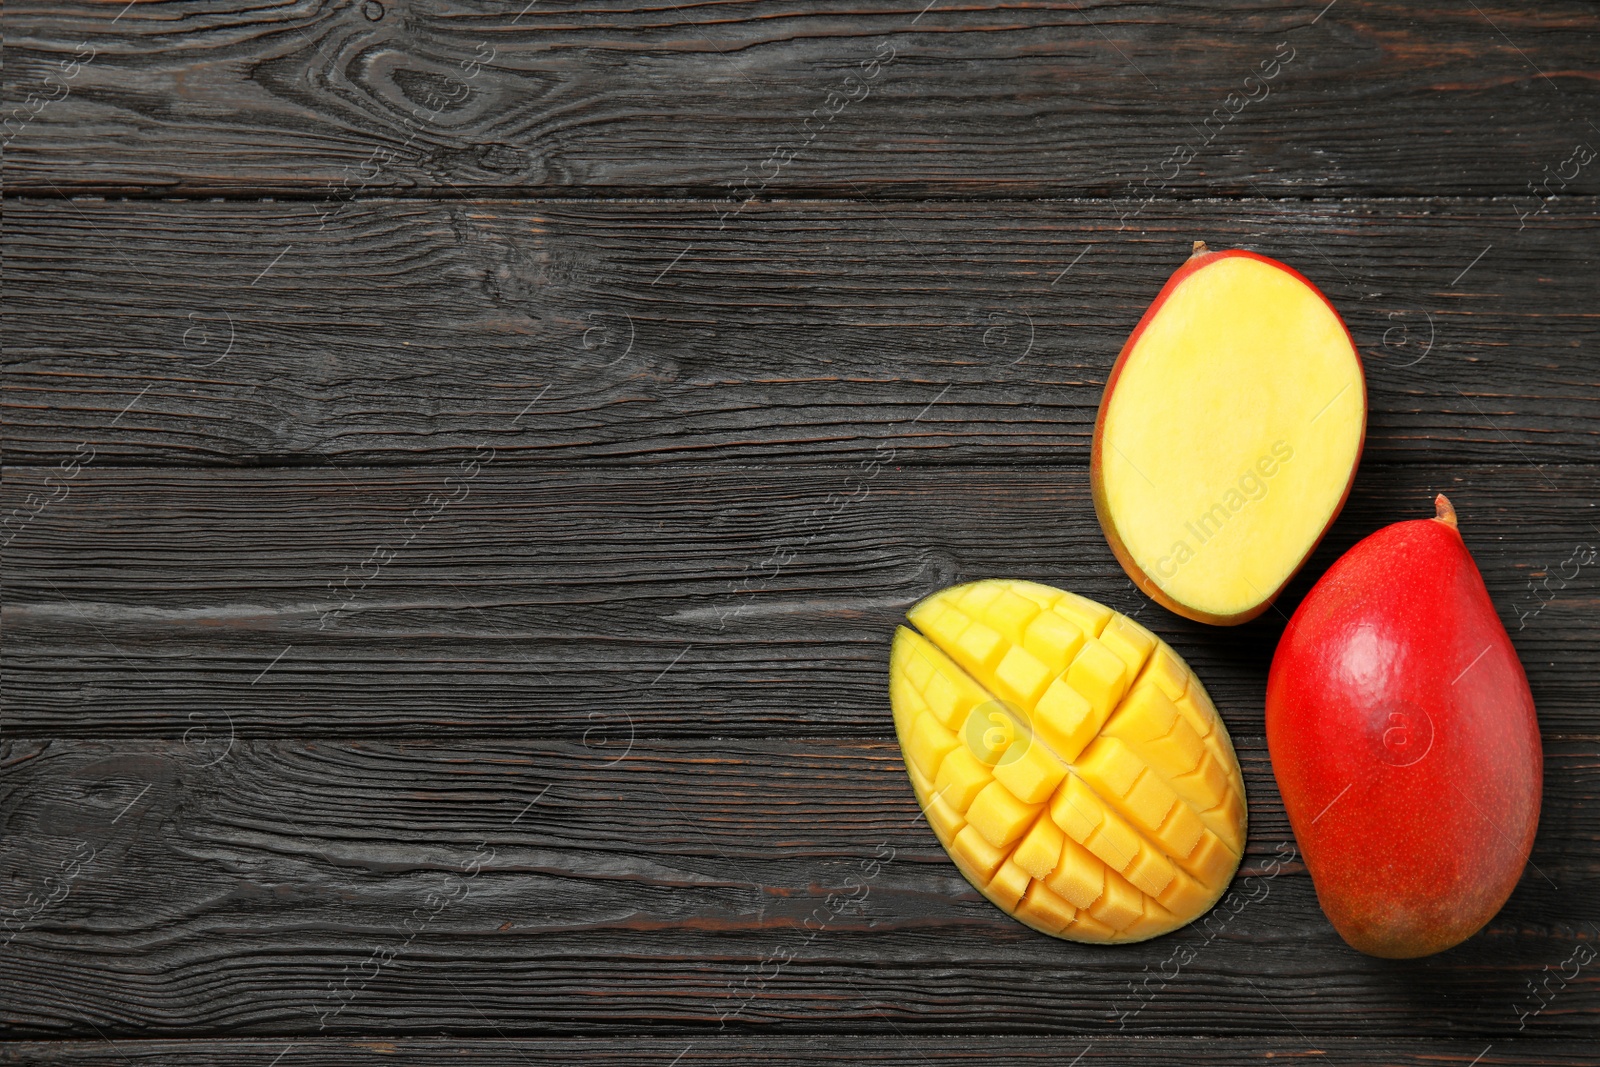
[1433,493,1459,529]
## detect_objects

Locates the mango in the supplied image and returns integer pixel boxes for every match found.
[1267,496,1543,957]
[1092,242,1366,625]
[890,579,1247,942]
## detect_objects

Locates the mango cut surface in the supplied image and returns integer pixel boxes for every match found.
[1094,250,1365,624]
[890,579,1247,943]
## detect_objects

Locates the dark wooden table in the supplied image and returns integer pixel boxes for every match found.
[4,2,1598,1063]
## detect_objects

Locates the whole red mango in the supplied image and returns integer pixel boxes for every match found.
[1266,495,1542,958]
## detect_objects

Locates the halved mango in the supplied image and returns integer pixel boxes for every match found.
[1091,243,1366,625]
[890,578,1248,943]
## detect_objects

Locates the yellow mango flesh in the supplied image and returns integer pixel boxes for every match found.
[1098,253,1364,621]
[890,579,1247,942]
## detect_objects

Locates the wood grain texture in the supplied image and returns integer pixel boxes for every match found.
[4,1,1598,198]
[2,738,1596,1038]
[7,0,1600,1052]
[5,197,1599,468]
[4,465,1598,738]
[3,1037,1598,1065]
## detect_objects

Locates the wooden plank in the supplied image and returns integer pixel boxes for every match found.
[6,2,1595,1056]
[4,197,1598,468]
[4,1,1598,197]
[2,738,1595,1038]
[3,1036,1598,1065]
[4,465,1597,738]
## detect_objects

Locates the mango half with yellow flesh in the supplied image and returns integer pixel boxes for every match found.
[1092,243,1366,625]
[890,579,1246,942]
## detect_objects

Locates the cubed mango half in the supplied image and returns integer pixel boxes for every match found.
[889,579,1247,943]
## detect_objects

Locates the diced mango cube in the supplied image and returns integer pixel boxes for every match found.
[1067,640,1129,718]
[901,632,995,723]
[923,670,973,730]
[1185,679,1220,720]
[1121,896,1179,940]
[1075,736,1145,799]
[898,629,938,690]
[1203,790,1248,854]
[905,711,960,781]
[1105,678,1180,744]
[1178,829,1237,886]
[987,857,1032,909]
[1086,812,1143,875]
[1007,580,1062,611]
[1176,751,1230,809]
[1140,712,1209,784]
[1016,880,1077,933]
[962,704,1020,765]
[1174,689,1217,740]
[1153,799,1206,860]
[994,645,1054,708]
[934,747,993,812]
[890,674,924,736]
[994,737,1068,804]
[967,781,1041,849]
[984,590,1042,643]
[955,622,1007,672]
[1023,610,1085,674]
[955,581,1005,616]
[923,788,966,842]
[1123,845,1176,898]
[1145,647,1190,701]
[1124,769,1179,832]
[1065,910,1117,941]
[1099,614,1156,676]
[913,603,971,652]
[1032,676,1099,763]
[1156,869,1212,917]
[1089,868,1145,931]
[950,824,1007,881]
[1049,774,1104,843]
[1045,834,1106,909]
[905,753,933,799]
[1053,591,1113,637]
[1013,814,1064,880]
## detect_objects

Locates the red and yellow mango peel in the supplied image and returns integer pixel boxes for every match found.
[1268,496,1543,958]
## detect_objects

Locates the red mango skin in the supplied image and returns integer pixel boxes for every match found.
[1266,497,1542,958]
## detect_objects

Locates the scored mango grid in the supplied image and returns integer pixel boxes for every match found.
[890,579,1247,942]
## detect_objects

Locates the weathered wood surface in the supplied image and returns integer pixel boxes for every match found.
[5,465,1598,738]
[4,1036,1598,1066]
[4,1,1599,198]
[6,0,1599,1055]
[6,196,1599,468]
[2,738,1596,1038]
